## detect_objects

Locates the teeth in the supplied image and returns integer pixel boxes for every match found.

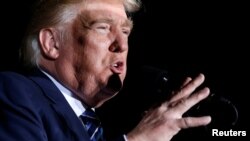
[113,63,118,67]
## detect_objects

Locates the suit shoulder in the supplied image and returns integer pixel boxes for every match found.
[0,71,42,101]
[0,71,31,83]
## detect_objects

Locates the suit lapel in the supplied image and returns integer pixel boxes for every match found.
[51,102,90,141]
[28,70,90,141]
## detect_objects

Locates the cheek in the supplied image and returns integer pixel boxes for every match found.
[72,36,107,82]
[73,34,97,68]
[84,36,110,66]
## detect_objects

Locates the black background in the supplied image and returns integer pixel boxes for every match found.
[1,0,248,140]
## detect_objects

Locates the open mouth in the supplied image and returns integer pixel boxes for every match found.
[111,61,124,74]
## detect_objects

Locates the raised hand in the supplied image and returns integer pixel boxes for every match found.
[127,74,211,141]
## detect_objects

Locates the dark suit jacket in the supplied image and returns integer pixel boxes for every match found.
[0,70,125,141]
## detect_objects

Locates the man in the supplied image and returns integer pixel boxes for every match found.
[0,0,211,141]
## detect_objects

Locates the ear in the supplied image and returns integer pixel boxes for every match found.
[39,28,60,59]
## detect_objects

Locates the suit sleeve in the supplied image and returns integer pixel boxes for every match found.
[0,73,47,141]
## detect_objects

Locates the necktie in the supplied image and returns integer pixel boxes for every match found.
[80,109,105,141]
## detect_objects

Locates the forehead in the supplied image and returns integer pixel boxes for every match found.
[79,0,127,19]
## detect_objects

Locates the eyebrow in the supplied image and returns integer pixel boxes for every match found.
[89,17,133,29]
[123,18,133,29]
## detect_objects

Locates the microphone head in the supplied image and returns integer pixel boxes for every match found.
[186,93,238,130]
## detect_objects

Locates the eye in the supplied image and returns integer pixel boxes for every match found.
[122,28,131,36]
[93,23,110,34]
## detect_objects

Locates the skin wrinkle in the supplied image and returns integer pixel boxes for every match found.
[72,19,98,105]
[78,9,133,33]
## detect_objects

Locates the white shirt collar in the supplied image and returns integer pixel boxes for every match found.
[41,70,86,117]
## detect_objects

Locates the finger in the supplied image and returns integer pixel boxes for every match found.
[178,116,211,129]
[181,77,192,88]
[170,77,192,97]
[172,87,210,114]
[170,73,205,103]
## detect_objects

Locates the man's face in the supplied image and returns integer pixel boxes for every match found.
[57,0,132,107]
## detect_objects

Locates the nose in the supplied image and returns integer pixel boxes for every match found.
[109,31,128,53]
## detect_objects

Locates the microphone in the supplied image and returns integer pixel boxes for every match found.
[140,65,170,96]
[139,65,238,130]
